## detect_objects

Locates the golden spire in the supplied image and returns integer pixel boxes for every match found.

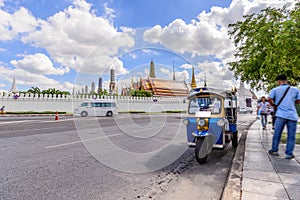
[191,65,197,89]
[139,74,143,90]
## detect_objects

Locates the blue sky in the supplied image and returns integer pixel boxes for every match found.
[0,0,296,93]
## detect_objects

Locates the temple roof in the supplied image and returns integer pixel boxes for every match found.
[141,78,189,97]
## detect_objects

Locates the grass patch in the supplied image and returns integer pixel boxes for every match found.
[118,111,146,114]
[280,132,300,144]
[161,110,187,113]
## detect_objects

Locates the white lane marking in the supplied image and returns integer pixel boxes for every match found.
[0,117,102,125]
[0,120,34,125]
[0,118,75,125]
[45,133,122,149]
[0,126,72,133]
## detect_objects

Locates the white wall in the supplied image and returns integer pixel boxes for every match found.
[0,93,187,113]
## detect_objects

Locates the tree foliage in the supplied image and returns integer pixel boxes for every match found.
[98,88,108,96]
[131,90,153,97]
[27,87,70,96]
[228,3,300,91]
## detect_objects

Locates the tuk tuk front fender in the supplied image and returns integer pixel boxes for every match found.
[192,130,209,137]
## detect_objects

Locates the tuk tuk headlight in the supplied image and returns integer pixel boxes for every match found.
[198,119,206,126]
[183,119,189,125]
[217,119,225,126]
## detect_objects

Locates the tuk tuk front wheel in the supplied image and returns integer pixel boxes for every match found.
[195,137,208,164]
[232,131,238,148]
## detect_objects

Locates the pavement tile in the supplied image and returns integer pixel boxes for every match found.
[270,157,299,167]
[242,177,289,199]
[244,151,269,163]
[242,190,289,200]
[239,121,300,200]
[284,184,300,200]
[246,131,261,141]
[243,160,274,172]
[273,164,300,175]
[243,169,280,183]
[260,132,273,143]
[245,142,265,152]
[278,173,300,186]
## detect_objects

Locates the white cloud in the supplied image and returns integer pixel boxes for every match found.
[143,18,229,56]
[120,26,136,35]
[142,49,159,55]
[192,61,235,89]
[11,53,69,75]
[0,7,38,41]
[144,69,149,77]
[129,53,137,59]
[143,0,296,88]
[103,2,116,23]
[159,67,189,81]
[0,0,4,8]
[180,63,193,69]
[0,66,75,91]
[20,0,134,75]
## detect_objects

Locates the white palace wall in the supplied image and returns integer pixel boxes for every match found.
[0,93,188,113]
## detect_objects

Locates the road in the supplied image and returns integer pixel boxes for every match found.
[0,114,256,200]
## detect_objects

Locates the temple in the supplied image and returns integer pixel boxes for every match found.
[121,60,191,97]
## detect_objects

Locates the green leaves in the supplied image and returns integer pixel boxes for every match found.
[131,90,153,97]
[228,3,300,91]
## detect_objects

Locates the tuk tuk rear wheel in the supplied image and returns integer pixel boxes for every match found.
[232,131,238,148]
[195,137,208,164]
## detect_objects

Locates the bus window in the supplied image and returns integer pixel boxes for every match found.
[90,102,116,107]
[81,102,89,107]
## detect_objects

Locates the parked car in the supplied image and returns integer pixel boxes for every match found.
[74,100,118,117]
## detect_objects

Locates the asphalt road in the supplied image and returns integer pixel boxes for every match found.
[0,114,256,200]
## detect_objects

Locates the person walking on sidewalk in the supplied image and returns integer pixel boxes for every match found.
[268,74,300,159]
[269,104,276,130]
[257,96,270,130]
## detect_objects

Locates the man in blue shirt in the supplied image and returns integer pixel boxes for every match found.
[268,74,300,159]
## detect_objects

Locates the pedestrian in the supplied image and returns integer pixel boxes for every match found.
[256,96,270,130]
[0,106,5,114]
[269,104,276,130]
[268,74,300,159]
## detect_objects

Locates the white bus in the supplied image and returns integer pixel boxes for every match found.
[74,100,118,117]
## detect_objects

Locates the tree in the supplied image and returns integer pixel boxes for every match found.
[27,87,41,94]
[132,90,153,97]
[41,88,70,97]
[98,88,108,96]
[228,3,300,91]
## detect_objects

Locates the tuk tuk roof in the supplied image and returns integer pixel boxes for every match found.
[188,87,235,99]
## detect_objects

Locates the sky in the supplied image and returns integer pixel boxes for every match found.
[0,0,297,94]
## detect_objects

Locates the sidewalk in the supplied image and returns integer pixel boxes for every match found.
[241,120,300,200]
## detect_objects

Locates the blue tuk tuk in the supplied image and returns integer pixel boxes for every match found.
[183,87,238,164]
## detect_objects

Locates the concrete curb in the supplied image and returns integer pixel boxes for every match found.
[221,119,257,200]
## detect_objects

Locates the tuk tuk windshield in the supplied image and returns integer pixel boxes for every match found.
[189,96,222,114]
